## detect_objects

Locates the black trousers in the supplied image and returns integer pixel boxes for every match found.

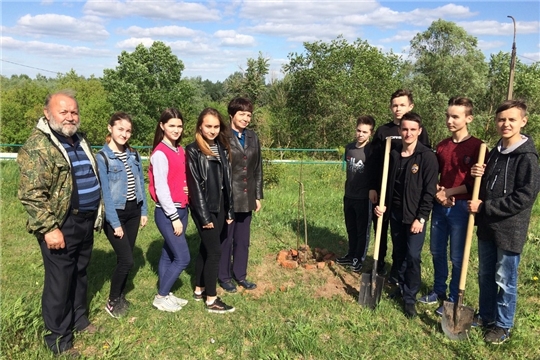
[192,202,227,297]
[343,197,371,261]
[39,211,95,354]
[104,200,141,300]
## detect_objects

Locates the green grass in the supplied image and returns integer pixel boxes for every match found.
[1,160,540,359]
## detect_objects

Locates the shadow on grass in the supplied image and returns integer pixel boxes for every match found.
[327,263,359,301]
[286,219,347,254]
[87,245,147,301]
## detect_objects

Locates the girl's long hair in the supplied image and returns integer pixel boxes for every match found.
[195,108,231,159]
[152,108,184,150]
[106,111,134,151]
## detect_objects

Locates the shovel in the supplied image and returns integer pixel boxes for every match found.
[359,137,393,308]
[441,143,487,340]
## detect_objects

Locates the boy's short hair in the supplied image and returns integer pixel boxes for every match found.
[400,112,422,128]
[448,96,474,116]
[356,115,375,130]
[228,97,253,118]
[390,89,413,105]
[496,100,527,117]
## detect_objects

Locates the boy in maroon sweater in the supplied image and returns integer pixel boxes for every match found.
[418,97,485,315]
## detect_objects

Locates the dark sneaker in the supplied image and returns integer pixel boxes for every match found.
[193,291,206,302]
[336,255,354,266]
[236,279,257,290]
[377,262,387,276]
[206,297,235,313]
[435,304,444,316]
[219,281,238,293]
[387,276,400,286]
[418,291,442,305]
[119,293,131,310]
[484,326,510,344]
[388,287,403,300]
[105,298,127,318]
[404,303,417,318]
[351,258,363,273]
[472,314,495,328]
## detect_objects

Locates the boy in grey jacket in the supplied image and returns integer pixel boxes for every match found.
[469,100,540,344]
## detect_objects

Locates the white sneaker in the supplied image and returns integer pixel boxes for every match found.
[168,292,188,307]
[153,295,182,312]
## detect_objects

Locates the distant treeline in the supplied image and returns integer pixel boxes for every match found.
[2,20,539,152]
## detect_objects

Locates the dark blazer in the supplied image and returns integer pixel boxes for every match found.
[229,128,263,212]
[186,140,234,226]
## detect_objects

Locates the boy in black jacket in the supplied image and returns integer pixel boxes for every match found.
[369,89,430,278]
[336,115,375,272]
[374,112,438,318]
[469,100,540,344]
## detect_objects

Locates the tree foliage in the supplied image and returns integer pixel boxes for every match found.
[283,36,402,148]
[102,41,194,145]
[224,52,269,106]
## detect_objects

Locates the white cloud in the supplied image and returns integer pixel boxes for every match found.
[343,4,475,28]
[1,36,110,57]
[248,22,357,43]
[380,30,419,43]
[121,25,199,38]
[458,20,540,36]
[477,39,505,51]
[522,52,540,62]
[115,37,215,56]
[7,14,108,42]
[214,30,256,47]
[239,0,379,24]
[83,0,220,21]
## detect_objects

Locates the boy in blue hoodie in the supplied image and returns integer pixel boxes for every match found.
[469,100,540,344]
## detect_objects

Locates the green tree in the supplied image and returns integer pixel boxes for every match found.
[102,41,194,145]
[224,52,269,106]
[408,19,488,145]
[282,36,402,149]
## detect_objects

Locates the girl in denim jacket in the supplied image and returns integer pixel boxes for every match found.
[97,112,148,318]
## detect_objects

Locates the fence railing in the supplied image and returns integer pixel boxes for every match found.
[0,144,344,164]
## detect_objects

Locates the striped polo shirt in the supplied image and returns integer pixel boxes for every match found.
[54,131,101,211]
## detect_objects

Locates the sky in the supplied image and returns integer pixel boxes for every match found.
[1,1,539,82]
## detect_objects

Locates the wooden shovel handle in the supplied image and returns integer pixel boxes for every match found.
[458,143,487,291]
[373,137,392,262]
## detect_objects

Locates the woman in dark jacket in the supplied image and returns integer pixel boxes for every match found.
[218,97,263,293]
[186,108,235,313]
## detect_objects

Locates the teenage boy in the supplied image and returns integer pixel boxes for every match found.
[418,97,485,316]
[468,100,540,344]
[374,112,438,318]
[336,115,375,272]
[369,89,430,278]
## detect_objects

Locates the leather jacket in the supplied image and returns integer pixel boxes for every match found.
[186,140,234,226]
[229,128,263,212]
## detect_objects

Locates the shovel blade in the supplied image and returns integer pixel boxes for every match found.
[358,272,385,309]
[441,300,475,340]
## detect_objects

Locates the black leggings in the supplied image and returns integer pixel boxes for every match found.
[104,200,141,300]
[192,203,228,297]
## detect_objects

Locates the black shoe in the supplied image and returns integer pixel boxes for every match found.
[105,298,127,318]
[206,297,235,313]
[351,258,363,273]
[484,326,511,344]
[404,303,417,318]
[377,262,387,276]
[119,293,131,309]
[336,255,354,266]
[388,287,403,300]
[387,275,400,286]
[219,281,238,293]
[236,279,257,290]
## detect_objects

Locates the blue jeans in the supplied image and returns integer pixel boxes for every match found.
[155,207,190,296]
[429,201,468,301]
[478,239,521,329]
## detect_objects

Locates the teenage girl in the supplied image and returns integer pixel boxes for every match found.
[186,108,235,313]
[97,112,148,318]
[148,108,190,312]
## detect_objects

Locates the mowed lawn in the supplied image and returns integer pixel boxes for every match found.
[1,160,540,360]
